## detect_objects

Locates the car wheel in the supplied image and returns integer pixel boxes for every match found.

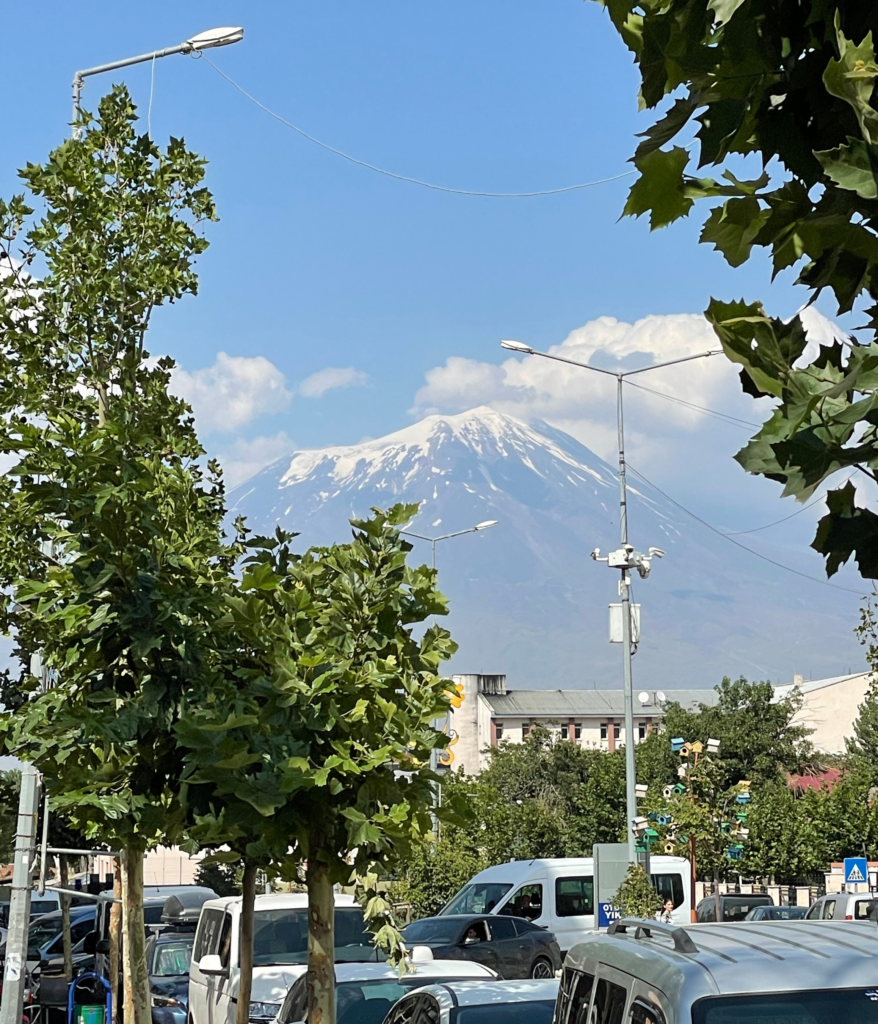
[530,956,553,979]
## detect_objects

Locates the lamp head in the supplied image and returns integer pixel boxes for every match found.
[474,520,498,531]
[183,26,244,52]
[500,339,533,354]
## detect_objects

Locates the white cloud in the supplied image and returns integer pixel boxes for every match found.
[172,352,293,435]
[216,431,296,489]
[299,366,370,399]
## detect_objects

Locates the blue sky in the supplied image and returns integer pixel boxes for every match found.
[2,0,869,606]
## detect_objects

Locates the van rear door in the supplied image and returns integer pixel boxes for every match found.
[551,874,595,954]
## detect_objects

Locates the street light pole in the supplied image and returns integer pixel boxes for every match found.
[501,337,720,864]
[71,26,244,139]
[401,520,499,572]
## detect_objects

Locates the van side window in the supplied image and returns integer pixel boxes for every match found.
[650,873,683,909]
[569,971,595,1024]
[629,1000,666,1024]
[823,899,836,919]
[499,883,543,921]
[556,876,594,917]
[218,913,232,967]
[193,909,224,962]
[592,978,627,1024]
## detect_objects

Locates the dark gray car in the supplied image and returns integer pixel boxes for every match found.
[401,914,561,979]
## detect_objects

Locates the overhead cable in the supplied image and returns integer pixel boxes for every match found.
[626,463,863,596]
[198,55,635,198]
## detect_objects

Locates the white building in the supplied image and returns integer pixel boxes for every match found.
[448,673,716,775]
[774,671,873,754]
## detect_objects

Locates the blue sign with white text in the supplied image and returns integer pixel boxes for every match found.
[598,902,622,928]
[845,857,868,885]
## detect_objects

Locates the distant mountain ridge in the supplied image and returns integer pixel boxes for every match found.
[228,406,861,689]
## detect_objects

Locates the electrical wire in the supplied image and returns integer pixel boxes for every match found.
[198,54,636,198]
[626,462,864,595]
[720,479,854,536]
[622,378,761,430]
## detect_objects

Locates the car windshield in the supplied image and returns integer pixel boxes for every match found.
[403,920,463,944]
[28,918,62,948]
[693,989,878,1022]
[151,939,193,977]
[453,1001,556,1024]
[441,883,511,916]
[761,906,806,920]
[30,901,58,917]
[253,908,372,966]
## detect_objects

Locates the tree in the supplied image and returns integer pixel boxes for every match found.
[592,0,878,579]
[176,505,457,1024]
[611,865,662,919]
[194,861,242,898]
[0,88,227,1024]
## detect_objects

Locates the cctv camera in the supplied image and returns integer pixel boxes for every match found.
[648,547,665,558]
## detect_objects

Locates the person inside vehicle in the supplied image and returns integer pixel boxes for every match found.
[464,927,481,944]
[656,898,674,924]
[520,894,539,920]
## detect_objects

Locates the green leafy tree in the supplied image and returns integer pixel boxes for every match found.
[194,861,242,898]
[592,0,878,579]
[0,88,227,1024]
[611,865,662,919]
[176,506,457,1024]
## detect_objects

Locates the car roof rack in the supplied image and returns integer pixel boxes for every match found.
[607,917,699,954]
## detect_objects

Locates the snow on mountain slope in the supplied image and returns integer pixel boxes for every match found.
[228,407,862,689]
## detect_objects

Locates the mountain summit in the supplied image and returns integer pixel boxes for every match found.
[228,407,860,688]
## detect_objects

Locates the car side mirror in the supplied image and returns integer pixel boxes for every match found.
[198,954,228,977]
[82,932,97,955]
[95,939,110,955]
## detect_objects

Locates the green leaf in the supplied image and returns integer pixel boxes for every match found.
[814,137,878,199]
[700,196,770,267]
[623,147,693,229]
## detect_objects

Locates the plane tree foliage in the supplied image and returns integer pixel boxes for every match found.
[0,87,228,1024]
[592,0,878,577]
[176,505,458,1024]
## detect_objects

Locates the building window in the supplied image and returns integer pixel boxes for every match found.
[614,724,621,741]
[600,723,608,741]
[638,722,647,741]
[495,722,504,741]
[522,722,531,739]
[574,723,582,741]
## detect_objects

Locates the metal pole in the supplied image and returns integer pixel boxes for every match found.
[617,375,637,865]
[0,764,40,1024]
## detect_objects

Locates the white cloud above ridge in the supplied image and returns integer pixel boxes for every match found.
[411,311,799,471]
[299,366,370,398]
[216,431,296,489]
[172,352,293,435]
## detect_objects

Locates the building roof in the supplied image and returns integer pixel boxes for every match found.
[484,688,718,718]
[773,670,871,698]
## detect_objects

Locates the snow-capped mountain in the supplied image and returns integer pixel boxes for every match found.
[228,407,862,689]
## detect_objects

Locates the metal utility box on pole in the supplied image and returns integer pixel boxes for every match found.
[594,843,630,929]
[0,764,41,1024]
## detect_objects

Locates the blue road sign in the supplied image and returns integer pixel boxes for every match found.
[598,902,622,928]
[845,857,868,885]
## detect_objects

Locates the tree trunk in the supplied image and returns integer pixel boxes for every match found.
[60,856,73,981]
[306,857,335,1024]
[109,859,122,1024]
[120,846,150,1024]
[235,864,258,1024]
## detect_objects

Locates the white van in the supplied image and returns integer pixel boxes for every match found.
[437,857,691,954]
[189,893,377,1024]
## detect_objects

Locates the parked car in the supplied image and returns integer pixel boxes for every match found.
[401,914,561,979]
[189,893,379,1024]
[381,979,558,1024]
[21,906,97,967]
[695,894,773,922]
[804,891,878,921]
[272,959,497,1024]
[148,930,195,1024]
[744,905,807,921]
[438,856,691,954]
[555,916,878,1023]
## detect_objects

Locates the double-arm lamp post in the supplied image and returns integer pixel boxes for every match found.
[500,338,720,864]
[401,520,499,569]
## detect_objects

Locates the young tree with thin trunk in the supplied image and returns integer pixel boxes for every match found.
[0,88,229,1024]
[178,505,457,1024]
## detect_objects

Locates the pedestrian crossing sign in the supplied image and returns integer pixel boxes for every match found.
[844,857,868,885]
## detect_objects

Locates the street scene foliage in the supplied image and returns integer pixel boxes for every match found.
[594,0,878,578]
